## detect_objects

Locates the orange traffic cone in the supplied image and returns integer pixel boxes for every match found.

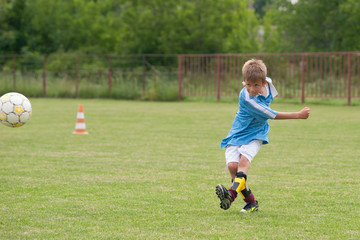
[73,104,88,134]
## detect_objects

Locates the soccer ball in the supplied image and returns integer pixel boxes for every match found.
[0,92,32,127]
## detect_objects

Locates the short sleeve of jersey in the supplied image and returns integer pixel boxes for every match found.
[240,90,278,120]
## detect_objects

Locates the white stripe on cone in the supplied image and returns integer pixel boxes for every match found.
[73,104,88,134]
[75,123,86,129]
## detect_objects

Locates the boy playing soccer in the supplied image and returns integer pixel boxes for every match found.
[216,59,310,213]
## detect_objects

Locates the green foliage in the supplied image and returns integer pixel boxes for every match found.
[0,0,27,53]
[253,0,275,19]
[144,80,178,101]
[261,9,282,52]
[0,69,180,101]
[263,0,360,52]
[24,0,121,54]
[0,0,260,55]
[1,0,360,55]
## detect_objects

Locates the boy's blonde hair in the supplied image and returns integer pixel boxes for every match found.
[242,59,267,83]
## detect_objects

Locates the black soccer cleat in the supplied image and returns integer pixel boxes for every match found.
[240,200,259,213]
[216,184,232,210]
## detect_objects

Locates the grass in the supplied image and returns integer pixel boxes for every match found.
[0,99,359,239]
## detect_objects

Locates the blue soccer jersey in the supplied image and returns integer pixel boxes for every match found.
[220,77,278,148]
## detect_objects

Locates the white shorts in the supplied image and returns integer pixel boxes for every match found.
[225,140,262,167]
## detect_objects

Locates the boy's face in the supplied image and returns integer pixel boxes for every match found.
[244,79,267,97]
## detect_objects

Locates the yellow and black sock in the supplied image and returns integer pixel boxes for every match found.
[230,171,251,200]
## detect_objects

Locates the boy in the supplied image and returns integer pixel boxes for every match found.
[216,59,310,213]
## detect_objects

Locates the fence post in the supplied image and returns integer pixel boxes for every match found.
[42,55,47,96]
[75,56,79,97]
[217,55,221,102]
[107,55,112,92]
[13,56,16,89]
[301,54,305,104]
[347,53,351,106]
[142,55,146,95]
[178,55,182,101]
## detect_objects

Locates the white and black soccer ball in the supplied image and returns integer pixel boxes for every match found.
[0,92,32,127]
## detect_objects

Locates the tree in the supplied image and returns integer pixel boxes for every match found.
[25,0,124,54]
[263,0,360,52]
[253,0,275,19]
[118,0,260,54]
[0,0,27,54]
[1,0,261,55]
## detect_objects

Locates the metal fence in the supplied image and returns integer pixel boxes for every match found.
[179,52,360,105]
[0,54,178,99]
[1,52,359,104]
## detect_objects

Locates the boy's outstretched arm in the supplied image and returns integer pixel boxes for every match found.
[275,107,310,120]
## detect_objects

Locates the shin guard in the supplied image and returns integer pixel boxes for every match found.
[230,172,251,199]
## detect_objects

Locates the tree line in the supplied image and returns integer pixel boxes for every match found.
[0,0,359,56]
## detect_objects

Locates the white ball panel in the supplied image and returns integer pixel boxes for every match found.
[22,100,32,111]
[20,112,30,123]
[1,120,13,127]
[10,95,23,105]
[2,102,14,114]
[7,112,19,124]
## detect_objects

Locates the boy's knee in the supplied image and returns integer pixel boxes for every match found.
[239,155,250,165]
[228,162,238,171]
[237,156,250,173]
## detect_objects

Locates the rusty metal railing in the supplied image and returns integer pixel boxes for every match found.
[178,52,360,105]
[1,52,359,104]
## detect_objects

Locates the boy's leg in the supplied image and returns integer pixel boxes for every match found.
[231,155,257,203]
[228,155,251,201]
[215,147,239,210]
[227,162,238,182]
[216,141,260,210]
[216,155,251,210]
[237,153,251,175]
[233,155,259,212]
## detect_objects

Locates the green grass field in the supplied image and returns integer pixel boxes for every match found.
[1,99,359,239]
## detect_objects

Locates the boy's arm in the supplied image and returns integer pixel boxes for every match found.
[275,107,310,120]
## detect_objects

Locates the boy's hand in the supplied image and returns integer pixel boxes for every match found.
[275,107,310,120]
[298,107,310,119]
